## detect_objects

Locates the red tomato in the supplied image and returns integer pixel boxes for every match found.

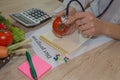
[0,30,13,46]
[0,23,5,29]
[0,23,9,30]
[52,17,70,37]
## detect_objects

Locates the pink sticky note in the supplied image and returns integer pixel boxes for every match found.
[18,55,52,80]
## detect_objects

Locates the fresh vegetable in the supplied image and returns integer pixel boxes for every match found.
[8,38,31,52]
[0,13,27,59]
[0,30,13,46]
[0,38,32,58]
[0,23,4,29]
[52,17,70,38]
[0,13,25,44]
[0,13,6,23]
[10,26,25,43]
[0,23,9,30]
[0,46,8,58]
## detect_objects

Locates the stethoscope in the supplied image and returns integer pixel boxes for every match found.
[65,0,113,18]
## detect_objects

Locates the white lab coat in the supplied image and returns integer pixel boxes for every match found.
[60,0,120,24]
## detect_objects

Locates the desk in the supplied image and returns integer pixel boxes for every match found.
[0,0,61,80]
[0,0,120,80]
[0,0,61,33]
[42,40,120,80]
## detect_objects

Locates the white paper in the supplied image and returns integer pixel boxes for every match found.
[29,21,112,68]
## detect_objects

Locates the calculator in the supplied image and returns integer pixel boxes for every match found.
[10,8,51,27]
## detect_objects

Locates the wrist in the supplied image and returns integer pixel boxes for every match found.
[100,21,110,36]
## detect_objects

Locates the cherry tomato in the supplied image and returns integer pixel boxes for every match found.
[0,23,9,30]
[52,17,70,37]
[0,30,13,47]
[0,23,5,29]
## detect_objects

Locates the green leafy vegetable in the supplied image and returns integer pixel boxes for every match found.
[10,27,25,43]
[0,13,25,43]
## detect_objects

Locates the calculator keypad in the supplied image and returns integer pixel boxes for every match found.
[22,8,50,23]
[10,8,51,27]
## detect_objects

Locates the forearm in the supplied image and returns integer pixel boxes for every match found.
[102,22,120,40]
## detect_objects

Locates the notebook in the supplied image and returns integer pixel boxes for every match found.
[18,55,52,80]
[40,30,89,56]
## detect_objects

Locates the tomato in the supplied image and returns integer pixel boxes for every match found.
[52,17,70,37]
[0,30,13,46]
[0,23,5,29]
[0,23,9,30]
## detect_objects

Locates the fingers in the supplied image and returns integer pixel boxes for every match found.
[78,21,94,30]
[66,12,89,24]
[75,16,93,26]
[65,12,96,37]
[65,24,77,35]
[78,22,95,36]
[78,25,89,31]
[80,29,93,38]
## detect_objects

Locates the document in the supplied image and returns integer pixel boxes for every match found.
[40,30,89,56]
[28,21,112,68]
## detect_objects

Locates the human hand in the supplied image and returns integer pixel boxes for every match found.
[53,7,77,38]
[65,11,105,37]
[52,17,77,38]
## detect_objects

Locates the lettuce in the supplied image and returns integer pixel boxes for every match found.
[10,27,25,43]
[0,13,25,44]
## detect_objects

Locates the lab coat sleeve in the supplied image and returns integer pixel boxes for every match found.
[63,0,93,12]
[53,0,95,15]
[82,0,100,16]
[86,0,106,17]
[62,0,102,17]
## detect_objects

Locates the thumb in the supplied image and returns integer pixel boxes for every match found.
[66,12,86,24]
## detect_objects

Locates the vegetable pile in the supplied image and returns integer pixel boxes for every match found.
[0,14,25,44]
[0,13,31,58]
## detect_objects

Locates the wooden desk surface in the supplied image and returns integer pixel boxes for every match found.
[0,0,61,80]
[42,40,120,80]
[0,0,61,33]
[0,0,120,80]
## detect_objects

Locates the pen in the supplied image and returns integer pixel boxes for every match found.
[26,51,38,80]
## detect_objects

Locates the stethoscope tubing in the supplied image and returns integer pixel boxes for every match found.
[66,0,113,18]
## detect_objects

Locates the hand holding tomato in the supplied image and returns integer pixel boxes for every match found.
[52,17,76,38]
[52,17,70,38]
